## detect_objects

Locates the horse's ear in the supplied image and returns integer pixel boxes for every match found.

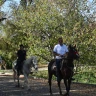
[68,44,72,50]
[68,44,72,48]
[74,44,76,48]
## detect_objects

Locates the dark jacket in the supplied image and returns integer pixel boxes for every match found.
[17,50,26,61]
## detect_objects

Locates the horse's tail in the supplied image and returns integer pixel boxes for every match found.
[48,59,55,67]
[48,59,55,72]
[48,59,55,83]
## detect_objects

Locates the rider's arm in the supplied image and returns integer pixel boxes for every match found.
[53,52,62,57]
[63,52,68,57]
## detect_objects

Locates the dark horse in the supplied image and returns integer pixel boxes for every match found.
[48,45,79,96]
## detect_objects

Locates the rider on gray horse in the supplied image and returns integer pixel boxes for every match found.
[16,44,26,75]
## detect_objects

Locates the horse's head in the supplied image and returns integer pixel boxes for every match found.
[12,60,17,69]
[68,45,80,60]
[31,56,38,71]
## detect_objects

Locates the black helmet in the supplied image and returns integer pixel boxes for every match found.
[20,44,24,47]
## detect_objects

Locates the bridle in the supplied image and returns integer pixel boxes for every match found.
[61,48,79,69]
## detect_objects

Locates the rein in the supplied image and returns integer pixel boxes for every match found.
[62,57,73,60]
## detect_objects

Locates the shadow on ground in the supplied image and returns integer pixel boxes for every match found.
[0,75,96,96]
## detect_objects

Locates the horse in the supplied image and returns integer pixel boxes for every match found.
[12,56,38,90]
[0,59,7,70]
[48,45,79,96]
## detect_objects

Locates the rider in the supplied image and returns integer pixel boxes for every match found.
[16,44,26,75]
[53,37,68,82]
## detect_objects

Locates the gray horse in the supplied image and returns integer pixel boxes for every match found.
[12,56,38,90]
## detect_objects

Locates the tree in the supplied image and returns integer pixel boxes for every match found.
[20,0,34,9]
[0,0,6,6]
[0,0,96,67]
[0,0,7,22]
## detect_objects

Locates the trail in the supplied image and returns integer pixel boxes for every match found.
[0,74,96,96]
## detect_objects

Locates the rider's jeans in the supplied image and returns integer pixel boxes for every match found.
[56,59,62,82]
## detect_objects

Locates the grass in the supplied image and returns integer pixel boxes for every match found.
[0,69,12,73]
[31,70,96,85]
[31,70,57,80]
[73,71,96,84]
[0,68,95,85]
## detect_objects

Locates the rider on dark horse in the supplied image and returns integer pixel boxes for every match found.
[53,37,68,82]
[16,44,26,75]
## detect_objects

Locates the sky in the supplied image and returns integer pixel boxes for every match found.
[1,0,95,17]
[1,0,20,12]
[1,0,93,13]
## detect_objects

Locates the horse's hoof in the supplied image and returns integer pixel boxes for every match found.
[15,85,20,87]
[21,86,24,89]
[63,94,66,96]
[50,93,53,96]
[27,88,31,91]
[63,93,69,96]
[50,92,52,95]
[60,91,62,95]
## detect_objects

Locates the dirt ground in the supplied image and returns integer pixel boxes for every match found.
[0,74,96,96]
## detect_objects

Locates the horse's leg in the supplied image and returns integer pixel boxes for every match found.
[48,74,52,94]
[23,71,30,90]
[16,75,20,87]
[17,71,20,87]
[57,69,62,95]
[48,70,53,94]
[67,79,71,96]
[13,69,16,82]
[57,81,62,95]
[64,79,69,95]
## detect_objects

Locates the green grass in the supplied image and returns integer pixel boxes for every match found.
[0,69,95,84]
[32,70,96,84]
[0,70,12,73]
[31,70,56,80]
[73,71,96,84]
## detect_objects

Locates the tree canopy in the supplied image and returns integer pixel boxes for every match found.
[0,0,96,68]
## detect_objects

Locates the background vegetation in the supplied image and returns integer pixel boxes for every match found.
[0,0,96,83]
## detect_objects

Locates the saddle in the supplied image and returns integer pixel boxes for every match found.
[52,60,74,75]
[52,60,63,71]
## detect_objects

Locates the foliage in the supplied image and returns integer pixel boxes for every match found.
[74,65,96,84]
[0,0,6,6]
[73,72,96,84]
[0,0,96,68]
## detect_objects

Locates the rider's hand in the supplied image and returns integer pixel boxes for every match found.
[59,55,64,58]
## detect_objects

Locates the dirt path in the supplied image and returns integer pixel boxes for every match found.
[0,74,96,96]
